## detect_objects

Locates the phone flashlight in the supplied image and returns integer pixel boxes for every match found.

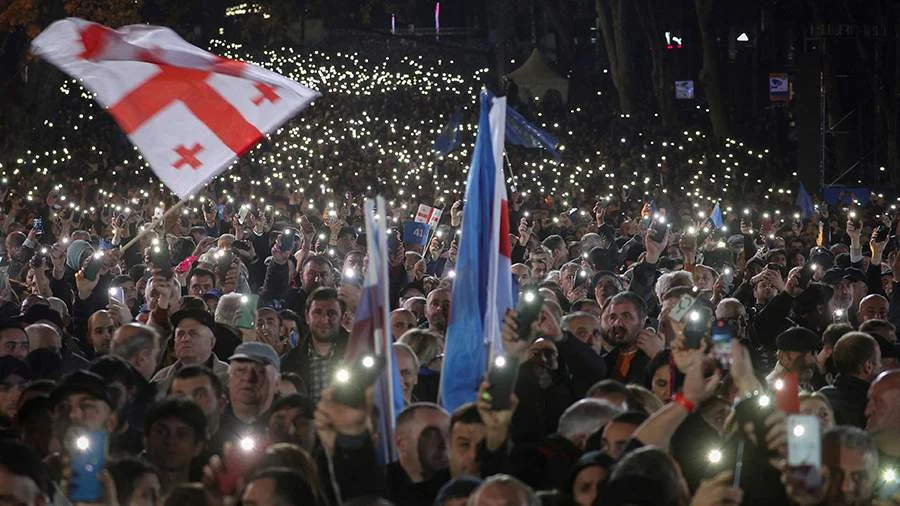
[334,368,351,384]
[41,247,48,255]
[523,291,536,303]
[361,355,376,368]
[774,378,785,391]
[75,435,90,451]
[448,270,457,279]
[344,268,356,279]
[240,295,249,304]
[834,309,845,319]
[792,423,807,438]
[758,395,771,408]
[707,448,723,464]
[239,436,256,452]
[579,270,587,278]
[493,355,508,369]
[884,468,897,484]
[687,226,697,235]
[724,267,732,276]
[689,310,700,322]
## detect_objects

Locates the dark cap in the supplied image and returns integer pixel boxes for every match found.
[776,327,821,352]
[433,476,483,506]
[266,393,315,421]
[170,308,216,331]
[19,304,64,330]
[0,356,32,384]
[795,283,834,308]
[49,370,112,408]
[822,267,866,285]
[229,342,280,370]
[808,247,834,270]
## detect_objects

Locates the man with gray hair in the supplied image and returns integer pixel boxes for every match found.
[821,426,880,506]
[560,312,599,348]
[467,474,539,506]
[558,398,621,451]
[110,323,162,381]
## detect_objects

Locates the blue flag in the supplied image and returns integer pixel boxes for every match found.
[710,202,724,229]
[432,110,462,157]
[796,183,814,219]
[441,91,515,413]
[505,105,560,161]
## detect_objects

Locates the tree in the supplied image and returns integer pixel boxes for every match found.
[694,0,730,139]
[633,0,676,127]
[595,0,640,115]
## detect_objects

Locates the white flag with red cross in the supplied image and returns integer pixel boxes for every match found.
[415,203,442,228]
[31,18,320,199]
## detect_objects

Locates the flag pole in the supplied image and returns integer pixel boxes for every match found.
[423,201,447,261]
[120,199,189,252]
[503,152,519,191]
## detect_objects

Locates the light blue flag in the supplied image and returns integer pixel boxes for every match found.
[796,183,814,219]
[710,202,724,229]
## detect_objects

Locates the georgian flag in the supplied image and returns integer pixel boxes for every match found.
[31,18,320,199]
[415,203,443,228]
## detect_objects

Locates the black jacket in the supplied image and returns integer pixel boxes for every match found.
[818,375,871,429]
[603,347,651,385]
[280,329,349,396]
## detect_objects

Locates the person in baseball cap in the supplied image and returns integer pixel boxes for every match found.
[49,370,118,439]
[767,327,821,387]
[221,342,281,441]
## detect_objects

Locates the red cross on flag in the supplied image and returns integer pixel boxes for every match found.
[31,18,320,199]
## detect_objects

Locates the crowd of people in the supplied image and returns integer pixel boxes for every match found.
[0,25,899,506]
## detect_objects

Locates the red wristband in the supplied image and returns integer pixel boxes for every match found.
[672,392,696,413]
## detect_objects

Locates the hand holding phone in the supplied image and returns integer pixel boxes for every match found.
[67,431,108,502]
[486,355,520,410]
[332,355,385,408]
[236,294,258,329]
[710,319,733,370]
[785,415,823,496]
[83,252,105,282]
[515,290,544,342]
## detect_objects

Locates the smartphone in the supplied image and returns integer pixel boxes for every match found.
[236,294,259,329]
[280,229,295,252]
[150,240,171,268]
[487,355,520,410]
[238,205,251,225]
[108,287,125,304]
[32,217,44,235]
[332,354,386,408]
[515,290,544,342]
[774,372,800,414]
[875,224,890,242]
[710,319,733,370]
[683,306,713,349]
[68,431,108,502]
[786,415,823,495]
[848,211,862,230]
[722,266,734,292]
[880,467,900,499]
[218,435,264,495]
[734,393,776,450]
[651,219,668,243]
[670,294,697,322]
[83,252,105,282]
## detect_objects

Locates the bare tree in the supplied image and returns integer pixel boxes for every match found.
[596,0,640,114]
[694,0,730,139]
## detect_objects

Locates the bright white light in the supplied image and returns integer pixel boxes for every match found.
[239,437,256,452]
[75,436,90,451]
[689,310,700,322]
[792,424,806,437]
[737,32,750,42]
[884,468,897,483]
[774,379,784,391]
[335,368,351,383]
[758,395,771,408]
[494,356,507,368]
[707,448,723,464]
[362,356,375,368]
[524,291,536,303]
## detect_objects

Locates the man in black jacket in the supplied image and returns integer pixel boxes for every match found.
[819,331,882,428]
[281,287,348,401]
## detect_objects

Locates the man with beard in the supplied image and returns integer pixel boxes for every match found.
[591,272,624,309]
[281,287,347,400]
[766,326,820,390]
[424,288,451,339]
[219,342,281,442]
[388,403,451,506]
[601,292,651,384]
